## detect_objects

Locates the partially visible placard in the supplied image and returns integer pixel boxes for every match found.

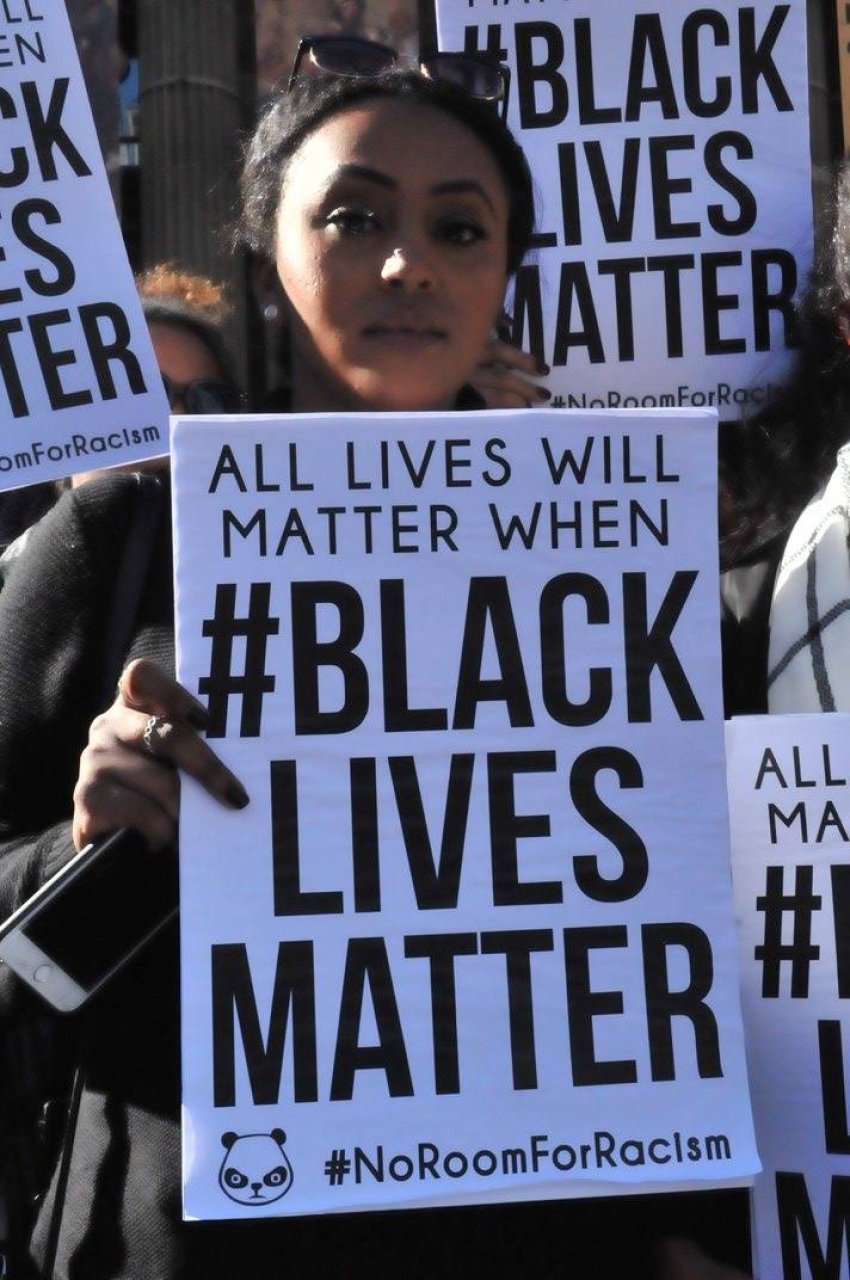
[436,0,812,419]
[0,0,167,488]
[173,407,758,1221]
[728,713,850,1279]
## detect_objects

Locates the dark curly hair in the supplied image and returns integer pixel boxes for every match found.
[238,69,535,277]
[722,160,850,566]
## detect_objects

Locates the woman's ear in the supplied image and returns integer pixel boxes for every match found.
[251,256,284,325]
[251,253,293,399]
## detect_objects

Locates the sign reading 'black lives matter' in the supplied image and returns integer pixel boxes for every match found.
[728,714,850,1279]
[173,408,758,1221]
[436,0,812,419]
[0,0,167,488]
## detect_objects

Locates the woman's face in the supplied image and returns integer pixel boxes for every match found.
[149,320,224,411]
[273,98,510,413]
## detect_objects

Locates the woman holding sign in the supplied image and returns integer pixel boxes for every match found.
[0,41,745,1280]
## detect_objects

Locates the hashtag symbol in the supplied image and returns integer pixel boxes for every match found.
[324,1149,351,1186]
[551,394,565,408]
[198,583,279,738]
[755,865,822,998]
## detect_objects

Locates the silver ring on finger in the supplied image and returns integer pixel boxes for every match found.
[142,714,169,757]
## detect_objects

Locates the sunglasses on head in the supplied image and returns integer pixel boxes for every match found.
[161,373,242,415]
[287,35,510,120]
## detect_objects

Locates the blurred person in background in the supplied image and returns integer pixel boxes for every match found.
[73,264,242,486]
[0,266,240,580]
[326,0,387,42]
[721,159,850,718]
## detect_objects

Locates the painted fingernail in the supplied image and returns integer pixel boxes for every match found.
[187,706,210,732]
[536,360,550,375]
[537,385,552,400]
[226,783,250,810]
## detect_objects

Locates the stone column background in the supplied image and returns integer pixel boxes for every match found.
[136,0,254,379]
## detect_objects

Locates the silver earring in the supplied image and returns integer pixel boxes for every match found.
[263,301,279,322]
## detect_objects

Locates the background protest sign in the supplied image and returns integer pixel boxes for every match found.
[173,407,758,1221]
[0,0,167,489]
[728,713,850,1279]
[436,0,812,419]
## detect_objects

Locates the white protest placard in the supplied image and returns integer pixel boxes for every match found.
[173,408,758,1221]
[436,0,812,418]
[728,713,850,1279]
[0,0,167,488]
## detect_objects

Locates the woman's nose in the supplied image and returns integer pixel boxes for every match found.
[380,245,434,290]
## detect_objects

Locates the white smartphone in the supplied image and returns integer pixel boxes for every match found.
[0,828,178,1012]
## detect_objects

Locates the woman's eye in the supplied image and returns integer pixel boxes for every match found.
[438,218,487,246]
[325,206,380,235]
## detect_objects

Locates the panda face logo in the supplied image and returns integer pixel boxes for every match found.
[218,1129,294,1206]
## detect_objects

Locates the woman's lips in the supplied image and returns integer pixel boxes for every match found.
[362,324,448,343]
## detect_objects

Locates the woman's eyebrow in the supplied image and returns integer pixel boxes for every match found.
[323,168,497,213]
[431,180,496,213]
[327,164,396,190]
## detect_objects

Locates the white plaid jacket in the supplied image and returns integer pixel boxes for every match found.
[768,444,850,712]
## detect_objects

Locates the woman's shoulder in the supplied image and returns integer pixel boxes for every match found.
[0,471,167,622]
[69,468,167,520]
[36,471,163,559]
